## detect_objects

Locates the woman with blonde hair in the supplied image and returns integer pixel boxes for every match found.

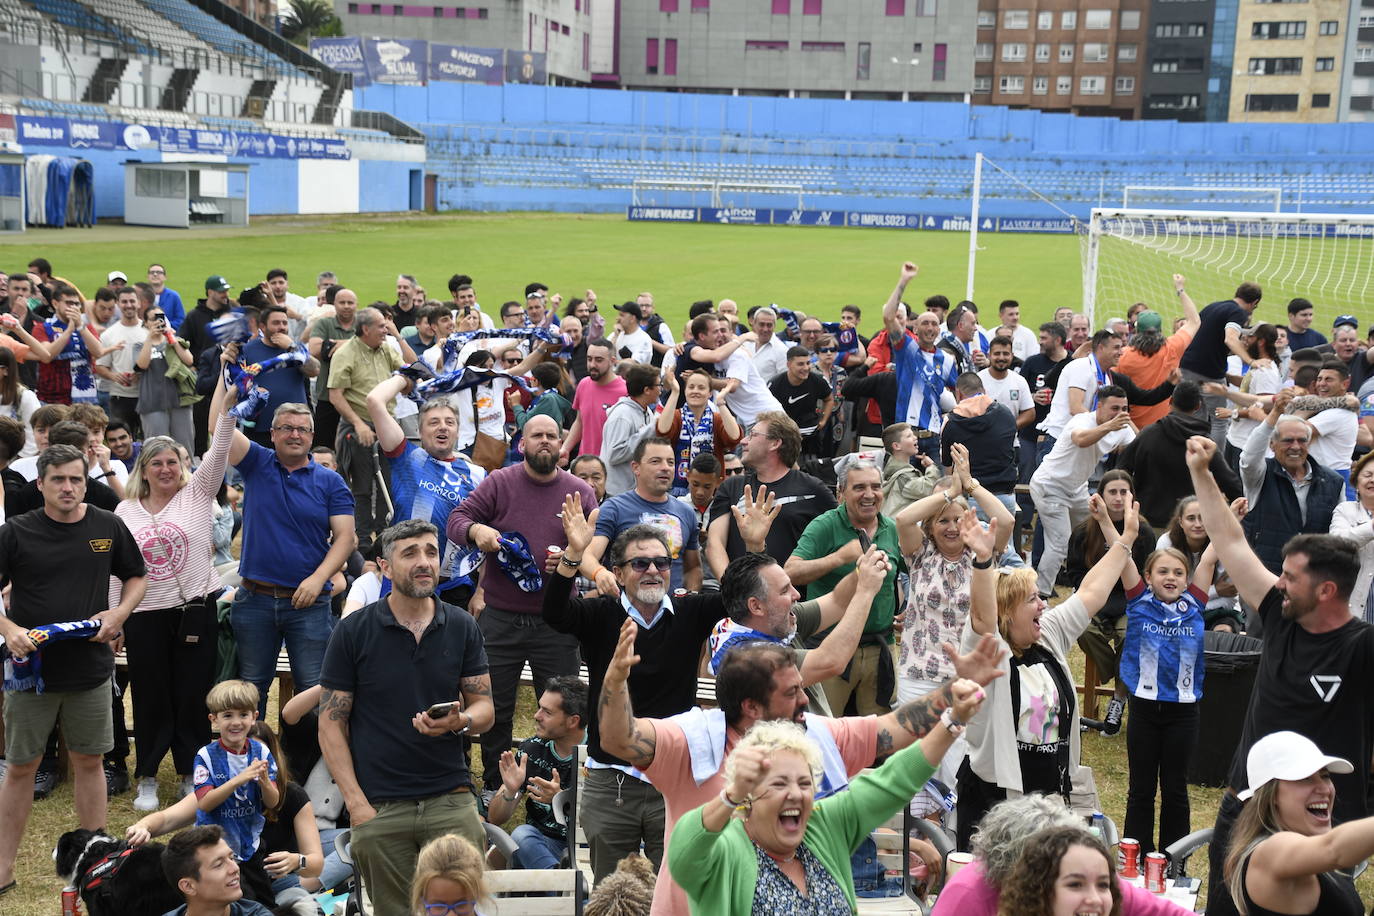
[670,679,987,914]
[955,502,1140,849]
[411,833,488,916]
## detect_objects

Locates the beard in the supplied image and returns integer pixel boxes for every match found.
[394,575,436,599]
[526,450,558,474]
[632,582,666,604]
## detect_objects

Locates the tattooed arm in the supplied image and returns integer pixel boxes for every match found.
[597,617,659,769]
[459,674,495,735]
[871,681,954,757]
[317,688,377,825]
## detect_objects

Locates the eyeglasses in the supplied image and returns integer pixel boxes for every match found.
[147,269,165,275]
[420,901,475,915]
[502,356,522,365]
[622,556,672,572]
[818,347,838,353]
[273,424,313,437]
[507,311,526,319]
[725,467,744,476]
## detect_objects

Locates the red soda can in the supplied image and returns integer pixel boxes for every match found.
[1119,838,1140,879]
[62,886,81,916]
[1144,851,1167,894]
[674,588,688,598]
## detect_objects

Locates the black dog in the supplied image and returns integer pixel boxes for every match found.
[54,828,183,916]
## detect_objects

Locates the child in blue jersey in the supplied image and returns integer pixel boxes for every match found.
[1095,494,1216,857]
[193,679,281,862]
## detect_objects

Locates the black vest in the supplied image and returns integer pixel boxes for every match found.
[1242,457,1346,573]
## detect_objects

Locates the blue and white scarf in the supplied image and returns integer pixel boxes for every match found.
[707,617,787,675]
[496,531,543,593]
[673,402,715,495]
[2,619,102,693]
[1088,353,1111,408]
[223,343,311,422]
[437,327,561,371]
[208,309,252,345]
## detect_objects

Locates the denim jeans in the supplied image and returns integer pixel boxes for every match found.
[511,823,566,870]
[231,589,335,717]
[317,827,352,892]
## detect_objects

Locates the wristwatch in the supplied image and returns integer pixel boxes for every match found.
[296,854,307,873]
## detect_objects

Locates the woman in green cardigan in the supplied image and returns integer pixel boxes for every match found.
[668,677,988,914]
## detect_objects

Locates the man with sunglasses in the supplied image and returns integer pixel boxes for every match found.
[722,453,744,477]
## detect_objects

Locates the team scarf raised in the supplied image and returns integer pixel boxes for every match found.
[673,401,715,493]
[436,327,562,371]
[223,343,312,422]
[2,620,102,693]
[707,617,788,675]
[403,363,541,404]
[208,309,252,345]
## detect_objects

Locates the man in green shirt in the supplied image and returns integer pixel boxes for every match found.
[784,458,903,716]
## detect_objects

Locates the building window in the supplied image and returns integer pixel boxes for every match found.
[973,75,992,93]
[1357,46,1374,63]
[975,43,993,61]
[1056,75,1072,94]
[1002,42,1027,61]
[659,0,677,10]
[1115,76,1135,94]
[1252,21,1306,39]
[1083,42,1109,61]
[1147,93,1199,110]
[745,39,789,50]
[1247,57,1303,74]
[1061,10,1076,29]
[977,10,995,28]
[801,41,844,50]
[886,0,903,15]
[1059,43,1074,62]
[1084,9,1111,29]
[771,0,788,13]
[1319,20,1339,35]
[646,38,658,72]
[1035,43,1050,61]
[1037,11,1052,30]
[857,41,871,78]
[1004,9,1029,28]
[1313,93,1330,107]
[1361,14,1374,28]
[664,38,677,72]
[1153,59,1177,73]
[692,0,709,8]
[1315,56,1334,70]
[803,0,821,14]
[1080,75,1105,94]
[1032,75,1048,94]
[583,32,589,68]
[914,0,937,14]
[1118,43,1137,61]
[933,42,946,80]
[1120,10,1140,30]
[999,75,1025,93]
[1245,93,1300,111]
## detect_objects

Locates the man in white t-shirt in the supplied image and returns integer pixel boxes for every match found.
[744,307,790,383]
[978,335,1035,431]
[610,301,654,365]
[266,268,311,341]
[996,299,1040,362]
[1299,361,1359,489]
[721,333,783,431]
[1040,330,1123,442]
[1029,385,1136,596]
[98,286,147,436]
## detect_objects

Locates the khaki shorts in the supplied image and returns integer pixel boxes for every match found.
[3,680,114,764]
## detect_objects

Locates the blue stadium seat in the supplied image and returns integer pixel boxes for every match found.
[22,0,151,53]
[138,0,299,77]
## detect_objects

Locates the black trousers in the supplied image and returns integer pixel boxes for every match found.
[476,606,579,790]
[1124,696,1199,854]
[314,399,341,454]
[108,395,142,439]
[124,598,218,777]
[955,757,1008,852]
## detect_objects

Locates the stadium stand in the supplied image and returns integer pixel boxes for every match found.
[138,0,300,77]
[21,0,151,55]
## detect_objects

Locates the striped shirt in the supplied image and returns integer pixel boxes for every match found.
[892,336,958,433]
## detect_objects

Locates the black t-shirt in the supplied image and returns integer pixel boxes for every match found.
[8,476,119,516]
[258,782,311,856]
[514,736,577,841]
[0,506,145,692]
[769,371,833,432]
[1180,300,1249,380]
[319,598,488,802]
[280,709,322,787]
[940,404,1018,494]
[708,469,837,566]
[674,341,720,387]
[1227,588,1374,824]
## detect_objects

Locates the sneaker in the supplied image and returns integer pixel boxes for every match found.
[33,764,60,800]
[1101,697,1126,737]
[104,761,130,796]
[134,777,160,812]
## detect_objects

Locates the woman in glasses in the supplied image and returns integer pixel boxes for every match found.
[117,368,236,813]
[411,833,487,915]
[814,334,850,457]
[133,302,197,448]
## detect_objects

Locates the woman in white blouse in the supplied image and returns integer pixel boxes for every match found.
[1331,450,1374,621]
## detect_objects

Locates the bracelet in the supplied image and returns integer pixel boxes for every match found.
[720,789,751,816]
[971,555,994,570]
[560,554,583,569]
[502,788,521,803]
[940,707,966,737]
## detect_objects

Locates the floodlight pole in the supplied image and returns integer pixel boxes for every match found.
[966,152,983,302]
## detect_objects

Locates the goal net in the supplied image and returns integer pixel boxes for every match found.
[1080,208,1374,327]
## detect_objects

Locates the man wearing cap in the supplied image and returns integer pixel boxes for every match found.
[1114,273,1201,429]
[146,263,185,331]
[106,271,127,291]
[180,276,236,453]
[609,302,653,365]
[1183,434,1374,916]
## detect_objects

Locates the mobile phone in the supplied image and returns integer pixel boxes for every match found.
[856,530,872,554]
[426,701,457,719]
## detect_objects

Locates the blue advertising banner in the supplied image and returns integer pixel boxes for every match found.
[504,50,547,84]
[846,210,921,229]
[771,208,843,227]
[309,37,371,87]
[997,216,1077,233]
[362,38,427,86]
[919,213,972,232]
[429,44,504,83]
[626,206,698,222]
[16,117,349,160]
[700,206,771,225]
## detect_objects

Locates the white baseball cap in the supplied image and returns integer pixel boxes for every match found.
[1238,731,1353,801]
[107,270,127,282]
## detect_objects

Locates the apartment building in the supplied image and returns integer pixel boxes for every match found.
[1228,0,1350,121]
[1342,0,1374,118]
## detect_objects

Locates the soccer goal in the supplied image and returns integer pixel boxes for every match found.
[1080,208,1374,327]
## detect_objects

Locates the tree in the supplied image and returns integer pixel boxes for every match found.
[281,0,342,44]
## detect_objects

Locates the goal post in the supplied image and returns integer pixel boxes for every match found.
[1080,208,1374,327]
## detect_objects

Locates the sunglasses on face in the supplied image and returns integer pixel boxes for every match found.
[818,347,838,353]
[725,467,744,476]
[622,556,672,572]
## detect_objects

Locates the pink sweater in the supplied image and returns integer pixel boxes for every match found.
[114,412,235,610]
[931,860,1194,916]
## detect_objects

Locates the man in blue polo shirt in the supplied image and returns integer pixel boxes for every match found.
[366,374,486,605]
[238,303,319,448]
[881,261,958,462]
[213,357,356,717]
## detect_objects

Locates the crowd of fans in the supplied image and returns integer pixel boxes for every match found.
[0,255,1373,916]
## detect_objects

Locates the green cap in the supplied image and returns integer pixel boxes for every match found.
[1135,311,1163,332]
[205,275,231,292]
